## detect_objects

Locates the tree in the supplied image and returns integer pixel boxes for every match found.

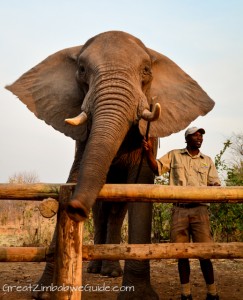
[214,139,231,183]
[226,133,243,186]
[9,171,40,184]
[210,133,243,242]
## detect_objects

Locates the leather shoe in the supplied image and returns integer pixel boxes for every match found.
[206,293,219,300]
[181,294,192,300]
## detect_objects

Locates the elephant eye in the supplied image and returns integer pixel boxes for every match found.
[79,65,85,74]
[143,66,151,75]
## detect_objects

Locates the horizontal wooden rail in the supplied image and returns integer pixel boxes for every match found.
[0,183,243,203]
[0,247,47,262]
[1,243,243,262]
[98,184,243,203]
[0,183,61,200]
[84,243,243,259]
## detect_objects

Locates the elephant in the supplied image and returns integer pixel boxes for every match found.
[6,30,215,299]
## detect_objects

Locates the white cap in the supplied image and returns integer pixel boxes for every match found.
[185,127,205,138]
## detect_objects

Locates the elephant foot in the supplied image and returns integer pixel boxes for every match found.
[87,260,123,277]
[118,260,159,300]
[31,262,54,300]
[117,282,159,300]
[101,260,123,277]
[87,260,102,274]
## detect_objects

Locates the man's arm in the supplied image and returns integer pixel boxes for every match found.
[207,158,221,186]
[142,138,159,175]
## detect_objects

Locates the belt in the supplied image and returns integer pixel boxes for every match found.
[174,203,201,208]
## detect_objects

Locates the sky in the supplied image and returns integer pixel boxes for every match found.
[0,0,242,183]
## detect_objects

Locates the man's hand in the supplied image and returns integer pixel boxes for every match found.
[142,137,156,153]
[208,182,221,186]
[142,137,159,175]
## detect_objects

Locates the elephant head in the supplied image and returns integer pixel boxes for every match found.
[6,31,214,222]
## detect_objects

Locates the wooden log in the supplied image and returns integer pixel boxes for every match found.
[53,185,83,300]
[0,183,243,203]
[0,247,47,262]
[1,243,243,262]
[82,243,243,260]
[38,197,59,218]
[97,184,243,203]
[0,183,61,200]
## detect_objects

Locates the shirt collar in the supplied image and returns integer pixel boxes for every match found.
[181,148,205,158]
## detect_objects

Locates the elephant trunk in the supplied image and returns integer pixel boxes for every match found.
[66,81,136,222]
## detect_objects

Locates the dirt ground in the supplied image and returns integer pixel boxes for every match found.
[0,259,242,300]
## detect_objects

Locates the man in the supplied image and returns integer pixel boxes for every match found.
[143,127,220,300]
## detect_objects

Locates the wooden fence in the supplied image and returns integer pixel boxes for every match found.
[0,183,243,299]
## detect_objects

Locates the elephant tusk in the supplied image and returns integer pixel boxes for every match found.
[65,111,88,126]
[141,103,161,122]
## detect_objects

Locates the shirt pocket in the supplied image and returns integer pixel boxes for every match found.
[198,167,208,185]
[171,164,184,184]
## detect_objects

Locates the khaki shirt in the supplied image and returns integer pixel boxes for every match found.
[157,148,220,187]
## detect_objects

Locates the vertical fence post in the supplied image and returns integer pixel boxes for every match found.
[53,184,83,300]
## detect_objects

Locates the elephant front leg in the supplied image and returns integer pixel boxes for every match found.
[87,202,108,274]
[118,202,159,300]
[101,202,128,277]
[88,201,127,277]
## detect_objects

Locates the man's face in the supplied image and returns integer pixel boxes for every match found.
[186,131,204,149]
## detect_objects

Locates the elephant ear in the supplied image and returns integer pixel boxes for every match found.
[6,45,87,141]
[139,48,215,138]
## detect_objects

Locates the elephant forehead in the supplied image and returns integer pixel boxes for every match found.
[80,32,150,64]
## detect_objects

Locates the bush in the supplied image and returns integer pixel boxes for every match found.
[152,203,172,242]
[209,203,243,242]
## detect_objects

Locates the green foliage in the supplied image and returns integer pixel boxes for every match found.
[226,161,243,186]
[152,203,172,242]
[214,139,231,182]
[83,211,94,243]
[214,140,231,170]
[154,173,169,185]
[210,135,243,242]
[152,174,171,242]
[209,203,243,242]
